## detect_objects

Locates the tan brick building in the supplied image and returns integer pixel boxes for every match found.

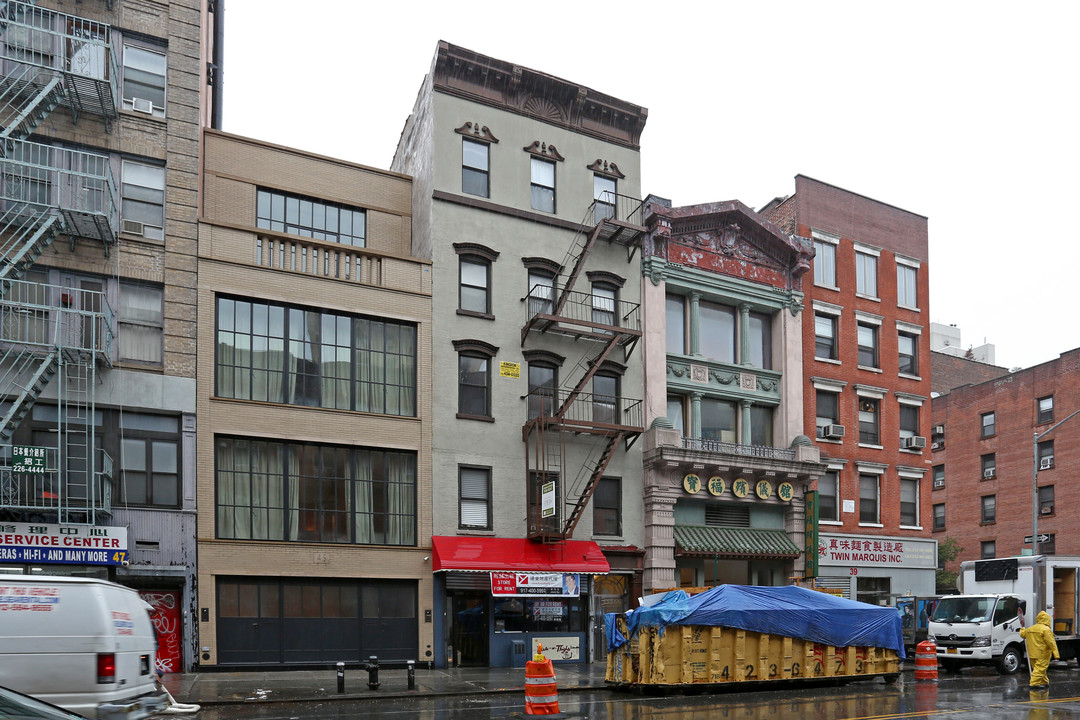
[1,0,209,671]
[196,130,433,667]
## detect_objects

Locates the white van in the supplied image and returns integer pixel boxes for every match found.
[0,575,167,719]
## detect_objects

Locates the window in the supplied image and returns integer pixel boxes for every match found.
[899,404,919,444]
[700,397,736,442]
[666,395,685,433]
[749,405,773,446]
[932,465,945,489]
[814,238,836,287]
[527,269,555,317]
[981,541,996,560]
[933,503,945,531]
[666,295,686,354]
[1038,440,1054,468]
[859,473,879,524]
[897,264,918,308]
[458,352,491,418]
[215,298,417,416]
[981,412,995,438]
[857,322,878,368]
[816,390,839,435]
[900,478,919,527]
[122,161,165,240]
[592,373,618,425]
[122,45,166,117]
[898,332,918,375]
[118,282,163,364]
[591,284,617,329]
[818,470,839,522]
[593,477,621,536]
[594,175,616,223]
[459,257,490,314]
[216,438,416,545]
[815,314,838,360]
[255,188,366,247]
[459,466,491,529]
[856,251,877,297]
[981,495,996,524]
[699,301,735,363]
[748,312,772,370]
[530,157,555,213]
[1038,396,1054,424]
[1039,485,1054,516]
[858,398,880,445]
[462,139,489,197]
[981,453,996,478]
[527,362,557,419]
[119,414,179,508]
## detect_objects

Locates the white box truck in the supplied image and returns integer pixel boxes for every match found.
[927,555,1080,674]
[0,575,167,719]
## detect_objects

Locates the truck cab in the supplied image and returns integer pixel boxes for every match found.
[928,594,1026,673]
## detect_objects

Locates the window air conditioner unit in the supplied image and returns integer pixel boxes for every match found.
[983,468,996,479]
[931,441,943,450]
[132,97,154,114]
[1041,506,1054,515]
[122,219,145,236]
[932,425,945,435]
[903,436,927,449]
[1040,457,1054,470]
[818,424,845,439]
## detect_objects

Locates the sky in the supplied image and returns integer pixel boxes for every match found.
[221,1,1080,371]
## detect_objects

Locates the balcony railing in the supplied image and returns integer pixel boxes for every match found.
[526,388,643,432]
[525,285,640,332]
[0,276,114,363]
[0,139,118,243]
[0,447,114,518]
[593,191,645,228]
[681,435,798,462]
[0,1,120,124]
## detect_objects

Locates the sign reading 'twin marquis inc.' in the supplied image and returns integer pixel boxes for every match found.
[817,533,937,570]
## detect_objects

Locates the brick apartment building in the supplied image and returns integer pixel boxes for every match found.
[761,176,937,603]
[931,348,1080,565]
[195,130,432,668]
[0,0,212,670]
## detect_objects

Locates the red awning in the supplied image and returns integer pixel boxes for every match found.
[431,536,611,574]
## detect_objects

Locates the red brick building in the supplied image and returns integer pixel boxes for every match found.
[761,175,936,603]
[931,348,1080,565]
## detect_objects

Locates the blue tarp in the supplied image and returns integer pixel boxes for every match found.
[606,585,905,659]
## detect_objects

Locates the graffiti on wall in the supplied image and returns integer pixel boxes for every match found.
[139,590,181,673]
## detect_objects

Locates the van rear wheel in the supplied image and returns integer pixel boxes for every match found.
[997,646,1022,675]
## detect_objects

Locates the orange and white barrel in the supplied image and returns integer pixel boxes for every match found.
[914,640,938,681]
[525,654,561,715]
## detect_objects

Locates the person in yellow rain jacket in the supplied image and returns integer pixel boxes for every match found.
[1020,610,1059,688]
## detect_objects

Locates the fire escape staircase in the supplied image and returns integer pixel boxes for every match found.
[522,194,647,542]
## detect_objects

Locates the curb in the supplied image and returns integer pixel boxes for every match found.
[180,682,607,707]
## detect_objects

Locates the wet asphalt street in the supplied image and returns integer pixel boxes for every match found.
[184,664,1080,719]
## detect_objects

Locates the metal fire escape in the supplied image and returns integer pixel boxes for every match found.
[0,1,119,524]
[522,193,646,542]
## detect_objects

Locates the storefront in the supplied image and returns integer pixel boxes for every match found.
[814,533,938,603]
[432,536,611,668]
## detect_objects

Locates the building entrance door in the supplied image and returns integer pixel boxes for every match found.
[449,591,488,666]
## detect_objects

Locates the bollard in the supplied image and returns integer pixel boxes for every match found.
[407,659,415,690]
[367,655,380,690]
[336,661,345,694]
[914,640,938,681]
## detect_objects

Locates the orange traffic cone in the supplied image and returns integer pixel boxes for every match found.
[525,643,561,715]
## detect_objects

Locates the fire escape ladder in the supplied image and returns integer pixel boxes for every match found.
[0,345,57,443]
[0,70,63,141]
[0,206,62,295]
[57,349,94,523]
[553,336,621,419]
[553,223,604,316]
[562,431,624,537]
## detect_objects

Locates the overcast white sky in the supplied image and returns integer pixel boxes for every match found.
[222,1,1080,371]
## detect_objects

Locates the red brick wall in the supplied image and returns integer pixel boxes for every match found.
[930,351,1011,396]
[931,348,1080,566]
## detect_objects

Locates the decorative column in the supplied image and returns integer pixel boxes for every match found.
[740,399,752,445]
[643,485,678,593]
[690,392,702,440]
[739,303,752,366]
[688,292,702,357]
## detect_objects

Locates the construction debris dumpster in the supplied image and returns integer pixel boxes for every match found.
[605,585,904,689]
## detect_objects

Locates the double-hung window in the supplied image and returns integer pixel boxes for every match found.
[459,466,491,530]
[530,158,556,213]
[122,161,165,240]
[981,412,996,438]
[859,473,880,524]
[459,257,490,314]
[594,174,616,223]
[1038,396,1054,424]
[858,397,880,445]
[816,390,839,437]
[818,470,840,522]
[591,284,617,329]
[855,248,878,297]
[462,139,490,197]
[120,413,179,507]
[593,477,621,536]
[933,503,946,530]
[898,331,918,375]
[527,362,557,419]
[896,261,918,308]
[900,477,919,527]
[981,495,996,524]
[857,319,879,369]
[899,404,920,445]
[527,269,555,317]
[592,372,619,425]
[458,352,491,418]
[122,45,167,117]
[812,232,838,288]
[815,313,838,360]
[118,282,164,364]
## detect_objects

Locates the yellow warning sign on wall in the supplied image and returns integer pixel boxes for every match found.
[500,361,520,378]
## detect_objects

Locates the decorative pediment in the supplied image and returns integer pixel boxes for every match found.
[678,223,785,271]
[454,122,500,143]
[522,141,565,161]
[587,159,626,179]
[521,95,564,122]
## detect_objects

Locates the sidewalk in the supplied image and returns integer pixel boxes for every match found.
[162,662,610,706]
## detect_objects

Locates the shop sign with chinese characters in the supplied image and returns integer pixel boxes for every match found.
[0,522,129,565]
[683,474,793,502]
[817,533,937,569]
[491,572,580,596]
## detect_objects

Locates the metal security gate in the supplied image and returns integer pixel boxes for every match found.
[216,577,417,666]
